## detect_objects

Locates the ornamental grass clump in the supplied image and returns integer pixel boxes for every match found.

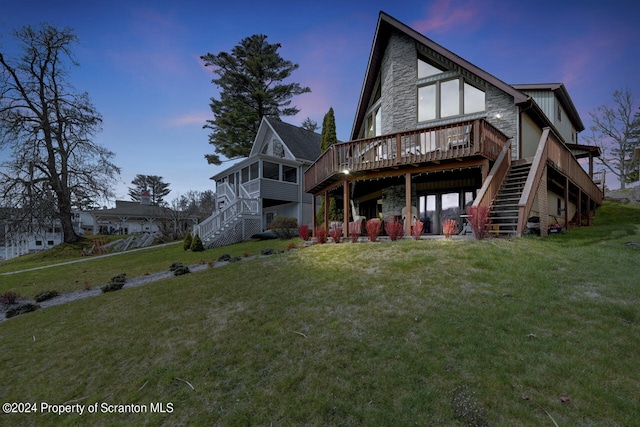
[298,224,311,241]
[5,303,40,319]
[442,218,459,239]
[466,205,490,240]
[0,291,20,305]
[411,220,424,240]
[329,225,343,243]
[366,218,381,242]
[384,218,404,241]
[349,221,362,243]
[314,226,327,244]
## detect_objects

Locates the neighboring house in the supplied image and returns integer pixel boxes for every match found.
[1,216,64,260]
[194,117,321,247]
[304,12,604,237]
[88,192,182,235]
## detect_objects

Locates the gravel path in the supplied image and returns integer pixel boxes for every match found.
[0,256,259,323]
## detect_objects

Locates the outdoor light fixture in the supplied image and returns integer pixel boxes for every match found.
[495,113,502,119]
[342,169,350,175]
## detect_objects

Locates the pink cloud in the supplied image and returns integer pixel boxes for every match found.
[411,0,485,34]
[167,112,211,127]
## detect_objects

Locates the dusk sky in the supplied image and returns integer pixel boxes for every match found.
[1,0,639,203]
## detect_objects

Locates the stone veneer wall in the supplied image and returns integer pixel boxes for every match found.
[381,184,418,219]
[484,85,520,159]
[381,32,417,134]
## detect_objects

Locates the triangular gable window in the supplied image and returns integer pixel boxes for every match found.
[418,58,445,79]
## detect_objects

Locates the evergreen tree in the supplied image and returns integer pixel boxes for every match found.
[183,231,192,251]
[317,108,339,223]
[201,34,311,165]
[190,234,204,252]
[128,174,171,206]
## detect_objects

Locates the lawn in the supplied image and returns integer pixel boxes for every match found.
[0,201,638,426]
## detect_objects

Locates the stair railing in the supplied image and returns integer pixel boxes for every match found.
[473,139,512,209]
[517,128,550,236]
[193,197,259,242]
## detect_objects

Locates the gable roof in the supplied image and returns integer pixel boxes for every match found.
[351,11,531,140]
[264,117,321,162]
[212,117,321,181]
[512,83,585,132]
[90,201,174,218]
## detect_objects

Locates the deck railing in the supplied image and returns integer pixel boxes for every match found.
[193,197,259,243]
[304,119,507,193]
[517,128,605,235]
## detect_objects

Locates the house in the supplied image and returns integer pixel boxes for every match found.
[88,192,186,236]
[304,12,604,237]
[193,117,321,247]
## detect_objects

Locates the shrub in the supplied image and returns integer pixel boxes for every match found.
[261,248,274,256]
[169,262,184,271]
[298,224,311,241]
[349,221,362,243]
[0,291,20,305]
[218,253,231,261]
[101,273,126,293]
[183,231,193,251]
[442,219,459,238]
[34,290,60,303]
[190,234,204,252]
[173,264,190,275]
[384,218,405,241]
[6,303,40,319]
[329,225,343,243]
[268,216,298,239]
[314,226,327,244]
[411,220,424,240]
[466,205,490,239]
[366,218,382,242]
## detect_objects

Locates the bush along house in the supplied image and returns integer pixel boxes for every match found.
[305,12,605,238]
[193,117,321,248]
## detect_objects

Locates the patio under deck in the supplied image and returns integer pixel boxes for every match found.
[304,119,509,195]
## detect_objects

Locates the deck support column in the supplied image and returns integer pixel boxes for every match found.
[405,173,412,237]
[343,180,350,238]
[564,177,569,229]
[312,194,317,233]
[324,190,329,233]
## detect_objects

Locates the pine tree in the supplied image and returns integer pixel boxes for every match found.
[201,34,311,165]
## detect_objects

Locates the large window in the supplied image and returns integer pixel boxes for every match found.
[418,78,485,122]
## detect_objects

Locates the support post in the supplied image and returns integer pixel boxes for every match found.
[405,173,412,237]
[343,180,350,238]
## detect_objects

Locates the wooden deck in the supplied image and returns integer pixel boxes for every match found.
[304,119,508,194]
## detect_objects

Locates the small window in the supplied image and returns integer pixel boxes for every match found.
[241,167,249,183]
[47,240,54,246]
[35,240,42,246]
[557,105,562,122]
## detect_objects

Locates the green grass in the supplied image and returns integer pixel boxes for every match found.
[0,202,639,426]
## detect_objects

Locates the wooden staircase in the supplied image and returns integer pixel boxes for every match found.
[489,161,531,237]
